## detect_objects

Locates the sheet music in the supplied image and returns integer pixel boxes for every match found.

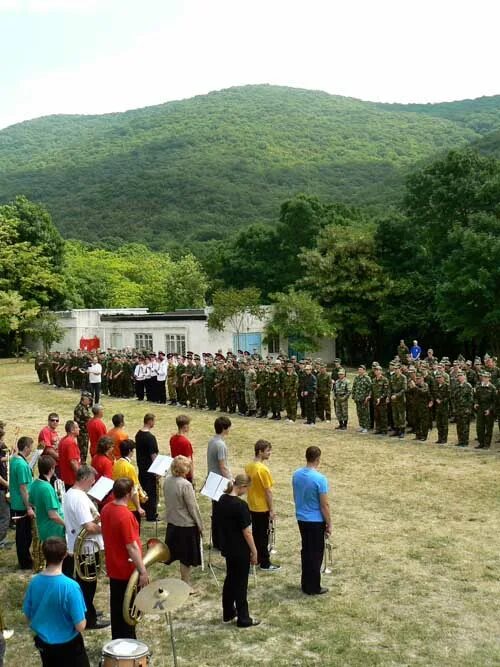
[200,472,227,501]
[88,476,114,501]
[147,454,173,476]
[29,449,41,470]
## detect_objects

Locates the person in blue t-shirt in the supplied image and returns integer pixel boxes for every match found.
[292,446,331,595]
[23,537,89,667]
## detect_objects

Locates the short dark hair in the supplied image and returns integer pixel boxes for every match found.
[75,464,96,482]
[305,446,321,463]
[65,420,76,434]
[43,537,67,565]
[113,477,134,499]
[143,413,155,425]
[176,414,191,430]
[96,435,114,455]
[214,416,231,434]
[254,439,271,455]
[38,454,55,477]
[119,439,135,458]
[112,413,124,428]
[48,412,59,422]
[17,436,33,452]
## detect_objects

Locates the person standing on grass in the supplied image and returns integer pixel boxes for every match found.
[206,416,232,550]
[292,446,331,596]
[87,405,107,460]
[23,537,90,667]
[135,413,159,521]
[170,415,194,484]
[9,436,35,569]
[245,440,280,572]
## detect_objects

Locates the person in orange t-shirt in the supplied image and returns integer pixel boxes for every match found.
[107,413,129,461]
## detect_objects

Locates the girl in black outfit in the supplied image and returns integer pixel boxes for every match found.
[216,474,260,627]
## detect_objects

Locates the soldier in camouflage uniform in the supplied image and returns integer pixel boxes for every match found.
[372,365,389,435]
[176,357,187,406]
[267,361,283,420]
[397,340,409,364]
[243,362,257,416]
[453,369,474,447]
[204,356,217,410]
[167,355,177,405]
[214,361,228,412]
[409,373,432,441]
[405,366,417,433]
[333,368,350,429]
[73,392,92,462]
[235,362,247,415]
[283,362,299,422]
[255,361,269,418]
[389,363,407,438]
[473,370,496,449]
[431,371,450,444]
[351,365,372,433]
[185,357,196,407]
[331,358,342,383]
[191,355,206,409]
[316,364,332,422]
[297,361,306,418]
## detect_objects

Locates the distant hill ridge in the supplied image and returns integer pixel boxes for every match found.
[0,84,499,247]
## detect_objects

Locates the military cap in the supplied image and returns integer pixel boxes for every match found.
[479,370,491,377]
[466,360,472,366]
[81,390,92,399]
[457,369,466,376]
[434,371,443,378]
[474,357,482,365]
[334,358,341,363]
[358,364,366,370]
[194,354,200,361]
[415,372,424,378]
[371,361,379,367]
[338,368,346,375]
[166,353,173,359]
[237,349,243,355]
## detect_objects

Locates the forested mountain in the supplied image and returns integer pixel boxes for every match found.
[0,85,499,247]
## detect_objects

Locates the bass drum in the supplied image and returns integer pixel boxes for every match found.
[101,639,150,666]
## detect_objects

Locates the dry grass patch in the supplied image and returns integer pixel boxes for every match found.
[1,360,500,666]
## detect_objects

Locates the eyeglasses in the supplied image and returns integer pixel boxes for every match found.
[50,419,59,422]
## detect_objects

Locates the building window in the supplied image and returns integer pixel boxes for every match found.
[135,333,153,351]
[165,334,186,356]
[267,335,280,354]
[110,332,122,349]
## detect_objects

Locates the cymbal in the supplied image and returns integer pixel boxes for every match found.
[134,578,191,614]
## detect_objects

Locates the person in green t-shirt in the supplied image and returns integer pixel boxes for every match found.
[29,455,65,542]
[9,436,35,569]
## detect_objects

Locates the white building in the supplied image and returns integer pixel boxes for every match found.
[51,307,336,361]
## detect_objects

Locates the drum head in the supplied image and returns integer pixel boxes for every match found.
[102,639,149,658]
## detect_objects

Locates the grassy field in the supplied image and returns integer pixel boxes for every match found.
[2,360,500,666]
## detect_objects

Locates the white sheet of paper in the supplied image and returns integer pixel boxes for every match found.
[147,454,173,476]
[111,640,143,656]
[29,449,41,470]
[88,476,114,501]
[200,471,227,501]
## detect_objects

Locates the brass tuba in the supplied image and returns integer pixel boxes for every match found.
[123,538,170,626]
[74,526,102,582]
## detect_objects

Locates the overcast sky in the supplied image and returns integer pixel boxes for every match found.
[0,0,499,129]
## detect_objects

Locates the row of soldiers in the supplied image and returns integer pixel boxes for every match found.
[35,349,500,446]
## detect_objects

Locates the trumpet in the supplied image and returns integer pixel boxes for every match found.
[321,537,333,575]
[267,517,277,554]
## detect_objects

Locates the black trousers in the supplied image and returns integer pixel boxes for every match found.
[251,511,270,568]
[157,380,167,404]
[89,382,101,404]
[11,509,33,569]
[138,468,158,521]
[211,500,221,550]
[304,395,316,424]
[62,554,98,626]
[109,578,136,640]
[298,520,325,594]
[222,553,251,625]
[34,633,89,667]
[145,378,157,402]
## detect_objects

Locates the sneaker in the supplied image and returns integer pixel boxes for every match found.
[260,564,281,572]
[237,619,261,628]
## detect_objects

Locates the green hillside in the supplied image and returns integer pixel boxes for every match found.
[0,85,498,247]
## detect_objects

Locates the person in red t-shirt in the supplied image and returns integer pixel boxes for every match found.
[100,478,149,640]
[58,420,81,490]
[38,413,61,464]
[87,405,107,459]
[169,414,194,483]
[91,436,115,508]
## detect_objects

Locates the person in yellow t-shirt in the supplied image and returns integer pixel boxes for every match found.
[244,440,280,572]
[112,439,145,528]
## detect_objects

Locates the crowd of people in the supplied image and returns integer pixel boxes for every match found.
[35,341,500,449]
[1,395,334,666]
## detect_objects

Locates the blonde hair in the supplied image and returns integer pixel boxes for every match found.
[224,473,251,494]
[170,455,192,477]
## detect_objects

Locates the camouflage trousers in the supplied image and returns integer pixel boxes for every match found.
[77,432,89,463]
[316,394,331,421]
[355,401,371,429]
[374,402,388,433]
[245,389,256,412]
[334,397,348,422]
[436,407,449,442]
[456,413,471,446]
[284,395,297,421]
[391,400,406,430]
[167,380,177,402]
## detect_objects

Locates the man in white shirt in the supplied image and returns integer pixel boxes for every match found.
[86,356,102,404]
[156,351,167,404]
[62,464,109,630]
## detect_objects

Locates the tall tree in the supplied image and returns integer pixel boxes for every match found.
[208,288,265,346]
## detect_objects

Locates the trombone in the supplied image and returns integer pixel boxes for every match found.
[321,537,333,575]
[267,517,277,555]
